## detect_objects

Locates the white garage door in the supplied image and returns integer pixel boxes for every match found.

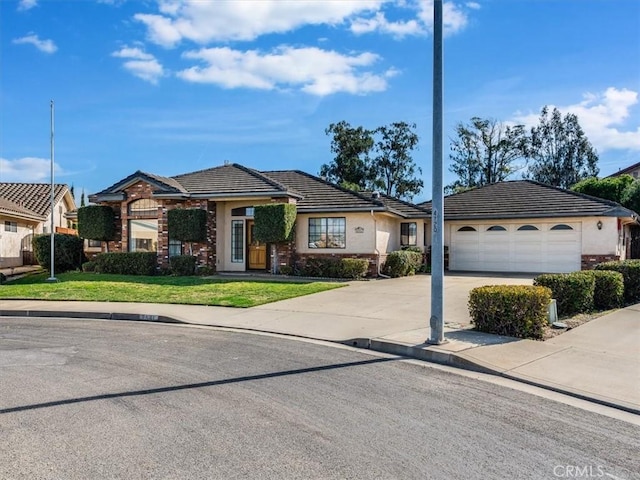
[450,222,581,273]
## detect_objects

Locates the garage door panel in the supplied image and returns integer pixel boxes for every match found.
[451,223,581,273]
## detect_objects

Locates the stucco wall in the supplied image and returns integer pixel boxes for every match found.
[0,217,38,267]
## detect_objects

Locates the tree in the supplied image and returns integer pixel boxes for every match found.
[525,106,599,188]
[571,175,635,203]
[621,180,640,214]
[80,189,86,207]
[370,122,422,200]
[321,121,375,190]
[447,117,527,193]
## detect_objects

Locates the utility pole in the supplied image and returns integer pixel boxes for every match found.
[46,100,57,283]
[428,0,444,344]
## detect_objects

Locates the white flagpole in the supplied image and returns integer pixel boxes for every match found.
[47,99,57,282]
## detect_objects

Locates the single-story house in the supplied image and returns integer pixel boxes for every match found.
[608,161,640,180]
[0,183,76,267]
[419,180,639,273]
[89,163,430,275]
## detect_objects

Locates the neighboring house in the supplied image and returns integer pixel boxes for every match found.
[0,183,76,267]
[89,163,430,275]
[607,161,640,179]
[419,180,639,273]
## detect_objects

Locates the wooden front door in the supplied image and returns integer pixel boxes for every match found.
[247,220,267,270]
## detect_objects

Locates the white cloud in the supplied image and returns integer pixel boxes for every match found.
[178,46,393,96]
[134,0,385,47]
[466,2,481,10]
[0,157,62,183]
[111,46,164,84]
[351,0,473,38]
[513,87,640,152]
[12,34,57,53]
[17,0,37,11]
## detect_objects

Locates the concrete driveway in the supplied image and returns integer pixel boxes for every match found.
[246,273,534,340]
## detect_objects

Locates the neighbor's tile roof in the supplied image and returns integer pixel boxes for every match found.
[419,180,637,220]
[0,183,68,217]
[0,196,45,221]
[263,170,429,218]
[607,161,640,177]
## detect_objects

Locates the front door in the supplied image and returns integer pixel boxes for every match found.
[247,220,267,270]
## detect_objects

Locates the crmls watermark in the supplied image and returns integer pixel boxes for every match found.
[553,465,606,478]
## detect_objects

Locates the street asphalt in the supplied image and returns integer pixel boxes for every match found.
[1,269,639,414]
[2,317,639,480]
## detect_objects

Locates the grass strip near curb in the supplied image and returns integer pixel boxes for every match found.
[0,272,344,308]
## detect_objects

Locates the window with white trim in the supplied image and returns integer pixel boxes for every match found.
[231,220,244,262]
[401,222,417,246]
[4,221,17,232]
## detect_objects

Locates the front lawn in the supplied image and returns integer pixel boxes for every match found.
[0,272,343,308]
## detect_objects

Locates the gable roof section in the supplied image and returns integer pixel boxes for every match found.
[0,196,46,221]
[0,183,68,217]
[419,180,638,220]
[172,164,300,198]
[92,170,188,198]
[263,170,429,218]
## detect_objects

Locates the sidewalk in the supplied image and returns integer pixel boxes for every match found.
[1,296,638,414]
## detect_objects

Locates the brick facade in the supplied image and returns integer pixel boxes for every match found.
[581,254,620,270]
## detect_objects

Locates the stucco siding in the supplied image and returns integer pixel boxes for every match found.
[296,212,376,255]
[0,217,37,268]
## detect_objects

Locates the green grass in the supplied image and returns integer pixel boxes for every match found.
[0,272,344,308]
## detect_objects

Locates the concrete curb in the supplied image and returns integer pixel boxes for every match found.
[2,308,638,415]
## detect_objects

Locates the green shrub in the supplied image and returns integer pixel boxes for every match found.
[254,204,296,243]
[195,265,215,276]
[582,270,624,310]
[620,179,640,213]
[339,258,369,279]
[299,257,341,278]
[533,272,595,316]
[595,260,640,303]
[170,255,196,276]
[279,265,293,276]
[0,272,6,285]
[95,252,157,276]
[82,261,98,273]
[168,209,207,242]
[469,285,552,339]
[382,250,423,277]
[78,205,116,246]
[33,234,85,273]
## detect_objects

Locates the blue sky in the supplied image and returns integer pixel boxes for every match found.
[1,0,639,203]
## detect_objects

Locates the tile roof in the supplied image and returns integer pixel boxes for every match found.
[173,164,298,197]
[263,170,429,218]
[94,171,188,195]
[0,196,45,221]
[419,180,638,220]
[0,183,68,217]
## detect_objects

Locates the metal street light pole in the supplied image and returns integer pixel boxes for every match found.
[46,99,57,283]
[428,0,445,344]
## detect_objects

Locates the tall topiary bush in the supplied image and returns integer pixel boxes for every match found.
[168,208,207,255]
[254,204,297,273]
[77,205,116,251]
[33,234,85,273]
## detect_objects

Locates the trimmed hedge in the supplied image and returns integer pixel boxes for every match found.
[168,209,207,243]
[595,260,640,304]
[78,205,116,244]
[33,234,85,273]
[254,204,296,243]
[170,255,196,276]
[533,272,595,316]
[382,250,423,278]
[296,257,369,279]
[468,285,552,340]
[95,252,157,276]
[82,261,98,272]
[582,270,624,310]
[339,258,369,279]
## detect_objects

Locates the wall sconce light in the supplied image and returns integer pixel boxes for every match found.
[597,220,603,230]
